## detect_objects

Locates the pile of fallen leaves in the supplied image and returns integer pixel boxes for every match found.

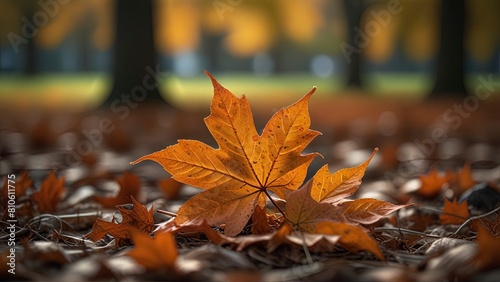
[1,73,499,281]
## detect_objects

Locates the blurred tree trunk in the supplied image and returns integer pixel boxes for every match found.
[201,33,223,72]
[76,12,95,72]
[24,6,37,75]
[343,0,365,88]
[269,39,287,74]
[104,0,167,105]
[430,0,468,97]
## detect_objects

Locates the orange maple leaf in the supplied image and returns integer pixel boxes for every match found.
[310,149,377,204]
[315,222,384,260]
[250,206,277,235]
[284,175,385,260]
[1,171,32,201]
[95,171,141,208]
[307,149,411,225]
[85,196,155,246]
[285,178,338,233]
[162,218,231,246]
[280,150,412,259]
[439,198,470,225]
[452,163,477,196]
[158,177,184,200]
[471,214,500,234]
[417,167,451,198]
[31,171,65,213]
[474,224,500,270]
[132,71,320,236]
[416,164,477,199]
[127,230,178,271]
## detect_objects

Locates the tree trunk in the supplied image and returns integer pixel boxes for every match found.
[24,6,37,75]
[343,0,365,88]
[430,0,468,97]
[104,0,167,105]
[201,32,223,72]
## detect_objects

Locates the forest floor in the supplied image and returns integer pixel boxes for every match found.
[1,88,500,281]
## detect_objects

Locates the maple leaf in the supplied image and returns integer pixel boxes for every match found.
[315,222,384,260]
[95,171,141,208]
[131,71,320,236]
[474,224,500,270]
[450,163,477,197]
[284,178,384,259]
[310,149,377,204]
[282,150,412,259]
[158,177,183,200]
[31,171,65,213]
[456,163,476,192]
[471,214,500,234]
[285,179,338,233]
[250,206,276,235]
[2,171,32,200]
[307,149,411,225]
[127,230,178,271]
[85,196,155,246]
[439,198,470,225]
[417,167,451,198]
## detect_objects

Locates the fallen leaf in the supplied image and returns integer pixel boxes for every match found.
[159,218,233,245]
[471,214,500,234]
[315,221,384,261]
[456,163,476,194]
[285,179,384,259]
[417,167,450,198]
[234,223,340,253]
[439,198,470,225]
[251,206,274,235]
[266,223,293,252]
[23,240,69,267]
[310,149,377,204]
[127,230,178,271]
[132,71,320,236]
[285,179,338,233]
[425,244,478,276]
[31,171,65,213]
[474,224,500,270]
[85,196,155,246]
[95,171,141,208]
[304,150,409,226]
[85,218,131,246]
[338,198,413,225]
[158,177,183,200]
[1,171,32,201]
[425,237,473,255]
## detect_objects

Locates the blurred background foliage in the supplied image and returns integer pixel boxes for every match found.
[0,0,498,111]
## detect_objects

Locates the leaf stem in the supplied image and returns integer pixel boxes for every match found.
[264,190,287,220]
[300,230,314,265]
[156,209,178,217]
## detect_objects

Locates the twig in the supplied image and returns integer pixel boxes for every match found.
[454,206,500,235]
[374,227,444,239]
[416,206,468,220]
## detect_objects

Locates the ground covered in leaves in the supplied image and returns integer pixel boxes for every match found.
[1,76,500,281]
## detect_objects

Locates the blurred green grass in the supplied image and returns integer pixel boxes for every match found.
[0,72,498,111]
